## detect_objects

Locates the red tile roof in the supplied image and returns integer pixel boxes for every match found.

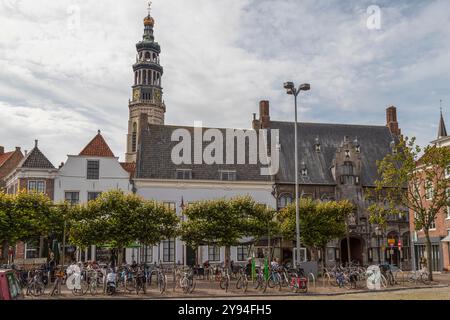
[79,131,115,157]
[0,152,14,167]
[120,162,136,176]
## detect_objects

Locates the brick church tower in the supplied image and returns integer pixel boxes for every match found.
[126,3,165,163]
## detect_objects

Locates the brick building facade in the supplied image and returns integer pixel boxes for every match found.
[0,145,23,191]
[409,111,450,272]
[5,140,58,260]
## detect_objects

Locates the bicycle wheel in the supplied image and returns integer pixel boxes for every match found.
[188,278,196,294]
[219,277,227,290]
[421,273,431,285]
[267,274,277,288]
[380,274,388,288]
[242,277,248,293]
[236,276,242,290]
[125,277,134,292]
[253,277,261,290]
[90,281,98,296]
[30,282,45,297]
[158,275,167,294]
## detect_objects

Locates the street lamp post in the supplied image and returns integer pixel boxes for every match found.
[283,82,311,268]
[375,226,381,264]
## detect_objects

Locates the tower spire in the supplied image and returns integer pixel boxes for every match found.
[438,100,448,139]
[126,3,165,163]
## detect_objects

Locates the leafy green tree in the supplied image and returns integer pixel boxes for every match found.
[69,190,180,265]
[278,199,353,267]
[180,196,278,269]
[0,192,14,260]
[368,137,450,281]
[134,200,179,248]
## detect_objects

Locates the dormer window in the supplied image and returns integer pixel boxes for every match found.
[355,146,361,153]
[354,138,361,153]
[301,162,308,177]
[315,136,321,153]
[390,140,397,155]
[345,150,351,158]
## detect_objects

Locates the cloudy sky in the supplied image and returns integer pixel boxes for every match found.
[1,0,449,164]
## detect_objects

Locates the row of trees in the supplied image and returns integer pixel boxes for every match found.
[1,190,355,267]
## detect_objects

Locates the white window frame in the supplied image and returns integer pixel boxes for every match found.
[425,181,434,200]
[65,191,80,205]
[86,160,100,180]
[162,239,175,263]
[445,166,450,179]
[25,240,39,259]
[430,217,437,230]
[208,245,221,262]
[27,180,46,194]
[237,246,248,262]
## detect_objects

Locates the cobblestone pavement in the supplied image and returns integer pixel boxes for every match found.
[25,274,450,300]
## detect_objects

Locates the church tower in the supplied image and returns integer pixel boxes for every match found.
[126,3,165,163]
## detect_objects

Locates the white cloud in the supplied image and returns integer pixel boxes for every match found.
[1,0,450,163]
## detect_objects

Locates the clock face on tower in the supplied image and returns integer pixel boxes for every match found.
[154,89,161,103]
[133,88,140,101]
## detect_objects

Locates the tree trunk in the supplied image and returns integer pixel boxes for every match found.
[424,231,433,281]
[117,247,124,266]
[225,246,231,270]
[1,240,8,260]
[322,245,327,270]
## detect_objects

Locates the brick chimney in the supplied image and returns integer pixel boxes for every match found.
[386,106,401,136]
[259,100,271,129]
[0,146,4,154]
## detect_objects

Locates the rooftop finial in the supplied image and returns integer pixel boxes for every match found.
[35,139,38,148]
[148,1,152,16]
[98,129,101,135]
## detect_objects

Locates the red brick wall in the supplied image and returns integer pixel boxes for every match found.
[15,242,25,260]
[0,150,23,190]
[18,178,55,200]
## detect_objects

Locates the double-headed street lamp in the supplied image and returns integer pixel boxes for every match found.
[283,81,311,268]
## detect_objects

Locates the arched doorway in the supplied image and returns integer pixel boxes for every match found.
[340,237,364,266]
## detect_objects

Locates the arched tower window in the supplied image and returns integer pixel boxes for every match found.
[132,123,137,152]
[145,52,151,60]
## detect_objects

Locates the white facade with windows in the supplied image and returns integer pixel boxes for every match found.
[54,152,132,263]
[125,179,276,265]
[54,155,132,204]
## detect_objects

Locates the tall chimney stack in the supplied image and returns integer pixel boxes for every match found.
[0,146,4,154]
[386,106,401,136]
[259,100,271,129]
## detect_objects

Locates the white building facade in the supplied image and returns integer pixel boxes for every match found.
[126,179,276,266]
[54,131,134,263]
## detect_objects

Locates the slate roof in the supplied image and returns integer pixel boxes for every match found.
[271,121,395,186]
[136,121,396,186]
[79,131,115,157]
[20,146,55,169]
[438,112,448,138]
[136,124,270,181]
